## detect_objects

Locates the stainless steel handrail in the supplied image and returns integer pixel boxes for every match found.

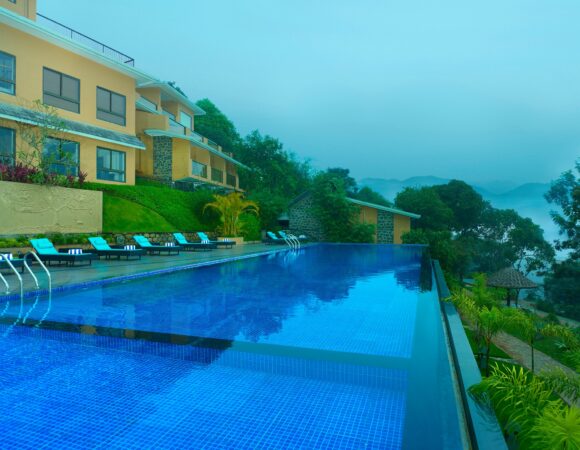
[24,252,52,292]
[0,255,23,319]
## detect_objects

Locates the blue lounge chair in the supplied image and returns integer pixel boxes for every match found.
[30,238,97,266]
[0,253,24,273]
[197,232,235,249]
[173,233,216,251]
[133,235,181,255]
[278,231,308,243]
[264,231,286,245]
[88,237,144,260]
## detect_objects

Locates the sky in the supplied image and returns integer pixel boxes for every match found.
[41,0,580,185]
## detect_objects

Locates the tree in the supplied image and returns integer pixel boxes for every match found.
[194,99,241,154]
[203,193,259,237]
[545,160,579,257]
[352,186,392,207]
[311,172,374,243]
[395,186,453,231]
[434,180,489,235]
[544,260,580,320]
[325,167,358,195]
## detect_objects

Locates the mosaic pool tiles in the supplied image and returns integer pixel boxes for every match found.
[0,329,406,449]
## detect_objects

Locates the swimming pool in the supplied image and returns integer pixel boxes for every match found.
[0,244,465,449]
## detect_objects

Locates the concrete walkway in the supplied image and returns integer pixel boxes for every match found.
[0,243,292,295]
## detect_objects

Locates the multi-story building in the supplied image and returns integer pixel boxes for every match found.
[0,0,247,189]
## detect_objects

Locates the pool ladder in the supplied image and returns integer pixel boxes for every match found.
[282,233,301,250]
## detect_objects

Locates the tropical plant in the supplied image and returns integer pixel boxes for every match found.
[470,364,580,449]
[506,309,543,373]
[203,192,259,237]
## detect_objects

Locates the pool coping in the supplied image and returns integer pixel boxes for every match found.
[433,260,507,450]
[0,245,299,301]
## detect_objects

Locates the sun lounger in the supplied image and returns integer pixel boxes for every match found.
[30,238,97,266]
[263,231,286,245]
[88,237,144,260]
[173,233,216,251]
[133,235,181,255]
[197,232,235,249]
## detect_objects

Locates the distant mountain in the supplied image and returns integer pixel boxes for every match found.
[359,177,559,247]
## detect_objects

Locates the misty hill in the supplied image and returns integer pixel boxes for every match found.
[359,177,559,246]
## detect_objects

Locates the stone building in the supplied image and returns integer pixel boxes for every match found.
[288,192,420,244]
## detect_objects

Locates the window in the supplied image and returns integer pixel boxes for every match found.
[43,137,79,175]
[179,111,192,130]
[43,68,80,113]
[0,51,15,95]
[0,127,15,166]
[191,160,207,178]
[97,87,126,126]
[97,147,126,182]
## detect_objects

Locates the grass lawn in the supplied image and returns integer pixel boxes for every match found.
[464,327,511,359]
[102,196,175,232]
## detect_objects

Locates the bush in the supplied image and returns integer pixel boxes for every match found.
[239,213,261,241]
[0,163,86,188]
[535,299,557,314]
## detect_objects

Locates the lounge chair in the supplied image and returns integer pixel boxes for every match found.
[278,231,308,243]
[173,233,216,251]
[0,254,24,273]
[30,238,97,266]
[263,231,286,245]
[197,232,236,249]
[133,235,181,255]
[88,237,144,260]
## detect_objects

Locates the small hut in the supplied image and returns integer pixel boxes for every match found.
[487,267,538,307]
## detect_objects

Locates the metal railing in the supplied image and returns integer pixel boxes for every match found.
[138,95,158,111]
[207,138,220,150]
[37,14,135,66]
[168,117,186,135]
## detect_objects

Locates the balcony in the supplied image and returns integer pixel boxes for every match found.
[37,14,135,66]
[168,117,186,135]
[207,138,220,151]
[211,168,224,183]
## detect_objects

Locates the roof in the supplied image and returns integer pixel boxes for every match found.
[0,7,157,85]
[288,191,421,219]
[143,129,249,169]
[0,102,146,150]
[346,198,421,219]
[487,268,538,289]
[137,82,206,116]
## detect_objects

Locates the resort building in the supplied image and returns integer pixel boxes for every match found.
[0,0,246,190]
[288,192,420,243]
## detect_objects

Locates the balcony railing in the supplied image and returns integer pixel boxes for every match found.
[190,130,204,143]
[192,160,207,178]
[168,117,186,135]
[211,168,224,183]
[37,14,135,66]
[226,173,237,187]
[138,95,158,111]
[207,138,220,150]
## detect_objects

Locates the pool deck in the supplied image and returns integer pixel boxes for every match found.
[0,243,288,295]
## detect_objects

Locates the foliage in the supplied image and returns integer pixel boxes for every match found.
[325,167,358,195]
[545,260,580,321]
[246,189,288,231]
[0,162,86,188]
[433,180,489,234]
[310,172,375,243]
[194,99,241,154]
[82,182,217,231]
[402,229,467,276]
[395,186,453,231]
[239,213,261,241]
[203,192,259,237]
[470,364,580,449]
[351,186,392,207]
[545,159,579,257]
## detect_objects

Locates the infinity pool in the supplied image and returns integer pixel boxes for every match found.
[0,244,464,449]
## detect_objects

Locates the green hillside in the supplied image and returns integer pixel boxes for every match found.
[102,196,175,232]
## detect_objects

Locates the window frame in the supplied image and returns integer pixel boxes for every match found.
[191,160,207,178]
[97,147,126,183]
[42,67,80,113]
[96,86,126,126]
[0,50,16,96]
[0,126,16,166]
[43,136,80,176]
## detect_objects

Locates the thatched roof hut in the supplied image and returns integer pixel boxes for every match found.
[487,267,537,306]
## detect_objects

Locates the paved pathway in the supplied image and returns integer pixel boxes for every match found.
[0,243,297,295]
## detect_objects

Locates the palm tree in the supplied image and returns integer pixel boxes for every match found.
[203,192,259,237]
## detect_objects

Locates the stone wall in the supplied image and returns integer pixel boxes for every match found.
[0,181,102,235]
[377,210,394,244]
[288,194,325,241]
[152,136,173,184]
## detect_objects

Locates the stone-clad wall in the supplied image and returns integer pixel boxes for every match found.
[288,195,325,241]
[152,136,173,184]
[0,181,102,235]
[377,210,394,243]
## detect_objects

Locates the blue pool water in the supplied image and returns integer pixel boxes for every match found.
[0,244,464,449]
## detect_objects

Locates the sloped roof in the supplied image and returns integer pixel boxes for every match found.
[0,102,146,150]
[487,267,538,289]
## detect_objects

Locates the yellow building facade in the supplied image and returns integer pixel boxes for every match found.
[0,0,246,189]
